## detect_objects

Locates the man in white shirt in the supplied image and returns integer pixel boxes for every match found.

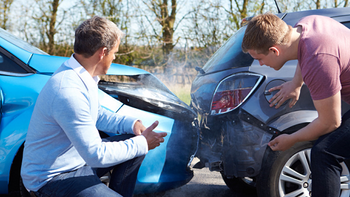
[21,16,167,197]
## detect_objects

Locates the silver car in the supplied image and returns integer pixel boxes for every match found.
[190,7,350,197]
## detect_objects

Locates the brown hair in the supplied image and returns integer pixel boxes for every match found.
[242,13,291,55]
[74,16,125,57]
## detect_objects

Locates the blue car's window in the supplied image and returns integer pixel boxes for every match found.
[0,52,27,73]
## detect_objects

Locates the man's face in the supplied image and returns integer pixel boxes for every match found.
[247,48,283,71]
[96,39,121,75]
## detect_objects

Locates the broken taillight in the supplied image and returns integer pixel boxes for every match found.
[240,16,254,27]
[210,73,263,115]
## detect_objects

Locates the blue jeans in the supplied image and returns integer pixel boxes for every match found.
[33,134,145,197]
[311,110,350,197]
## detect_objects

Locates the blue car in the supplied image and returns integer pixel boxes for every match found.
[0,27,198,196]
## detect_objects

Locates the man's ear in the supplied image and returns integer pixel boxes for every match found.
[269,46,280,56]
[98,47,108,60]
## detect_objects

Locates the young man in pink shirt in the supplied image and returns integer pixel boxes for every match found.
[242,13,350,196]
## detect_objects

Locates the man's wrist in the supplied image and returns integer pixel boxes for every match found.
[132,120,141,133]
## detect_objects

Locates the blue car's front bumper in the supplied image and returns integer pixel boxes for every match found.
[99,90,198,194]
[134,118,197,194]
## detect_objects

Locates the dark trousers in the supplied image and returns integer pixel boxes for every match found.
[34,134,145,197]
[311,110,350,197]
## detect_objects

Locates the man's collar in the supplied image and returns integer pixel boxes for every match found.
[66,54,100,87]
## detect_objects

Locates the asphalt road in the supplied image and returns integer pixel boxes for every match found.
[0,158,257,197]
[134,157,257,197]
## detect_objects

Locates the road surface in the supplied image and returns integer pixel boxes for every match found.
[134,157,257,197]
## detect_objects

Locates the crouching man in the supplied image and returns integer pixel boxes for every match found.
[21,16,167,197]
[242,13,350,197]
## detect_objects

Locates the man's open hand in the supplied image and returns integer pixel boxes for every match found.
[141,121,167,150]
[268,81,301,109]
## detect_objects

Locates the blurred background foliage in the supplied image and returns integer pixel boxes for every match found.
[0,0,348,89]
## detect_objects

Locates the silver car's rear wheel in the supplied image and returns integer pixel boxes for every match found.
[279,148,350,197]
[257,142,350,197]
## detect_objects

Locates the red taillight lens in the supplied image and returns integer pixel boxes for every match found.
[210,73,263,115]
[211,88,252,113]
[240,16,253,27]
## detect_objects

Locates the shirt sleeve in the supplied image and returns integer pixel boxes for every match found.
[302,53,341,100]
[51,87,148,168]
[96,105,137,134]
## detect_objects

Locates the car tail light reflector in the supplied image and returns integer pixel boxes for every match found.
[210,73,263,115]
[240,16,253,27]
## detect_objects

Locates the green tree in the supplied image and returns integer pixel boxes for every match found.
[334,0,349,7]
[143,0,178,56]
[0,0,13,29]
[31,0,66,55]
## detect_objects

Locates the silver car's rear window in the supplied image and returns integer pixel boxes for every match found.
[202,26,254,74]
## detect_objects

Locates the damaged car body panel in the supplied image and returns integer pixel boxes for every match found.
[191,7,350,195]
[0,26,198,195]
[98,74,197,121]
[98,74,198,193]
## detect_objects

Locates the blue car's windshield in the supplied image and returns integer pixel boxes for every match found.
[0,28,48,55]
[202,26,254,73]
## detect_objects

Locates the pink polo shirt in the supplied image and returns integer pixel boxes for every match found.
[296,15,350,104]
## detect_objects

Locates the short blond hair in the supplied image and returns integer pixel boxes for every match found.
[242,13,291,55]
